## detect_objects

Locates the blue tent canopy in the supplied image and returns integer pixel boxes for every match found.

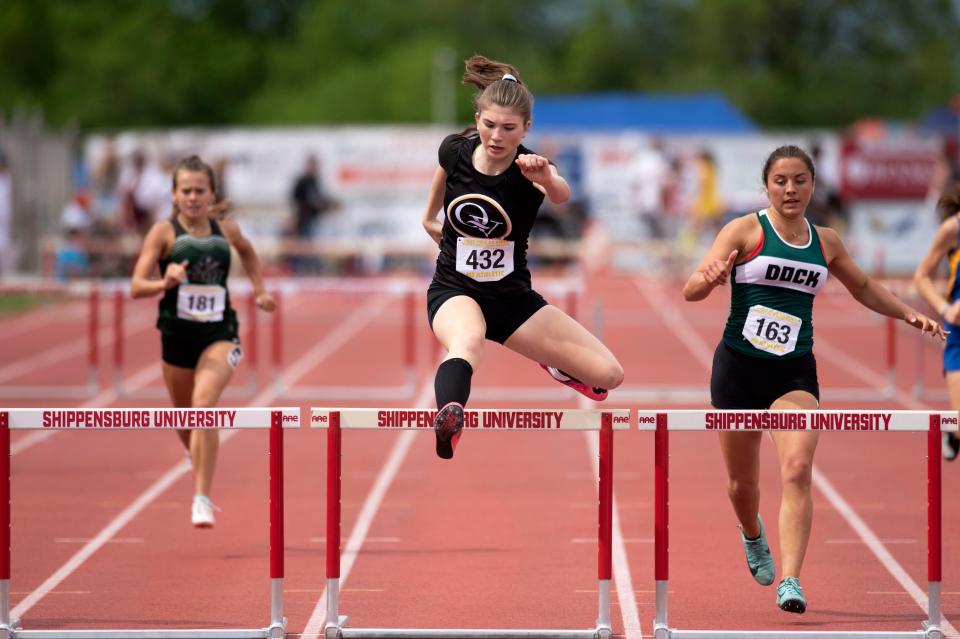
[532,92,757,133]
[919,102,960,136]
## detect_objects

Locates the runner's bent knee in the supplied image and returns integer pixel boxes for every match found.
[780,456,813,489]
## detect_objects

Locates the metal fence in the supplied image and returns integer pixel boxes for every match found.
[0,109,76,274]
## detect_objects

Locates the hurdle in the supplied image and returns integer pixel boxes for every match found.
[0,280,100,399]
[0,406,300,639]
[638,408,956,639]
[312,407,630,639]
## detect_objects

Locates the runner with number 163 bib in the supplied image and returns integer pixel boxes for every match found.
[682,144,945,615]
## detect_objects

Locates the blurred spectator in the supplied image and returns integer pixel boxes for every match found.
[53,228,90,281]
[118,150,170,235]
[92,139,121,218]
[213,157,231,203]
[54,190,93,280]
[288,153,332,273]
[690,149,724,240]
[290,154,330,238]
[806,142,847,231]
[0,149,11,275]
[60,191,93,233]
[663,156,685,219]
[533,199,587,239]
[631,139,670,238]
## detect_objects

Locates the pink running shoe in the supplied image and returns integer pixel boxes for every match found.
[434,402,464,460]
[540,364,608,401]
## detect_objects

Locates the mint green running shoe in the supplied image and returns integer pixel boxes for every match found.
[777,576,807,614]
[740,515,775,586]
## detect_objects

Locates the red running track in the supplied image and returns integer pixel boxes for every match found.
[0,273,956,638]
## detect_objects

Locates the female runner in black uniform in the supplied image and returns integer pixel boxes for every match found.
[422,54,623,459]
[131,155,275,527]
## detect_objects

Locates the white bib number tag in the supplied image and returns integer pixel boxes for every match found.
[456,237,514,282]
[742,304,801,356]
[177,284,226,322]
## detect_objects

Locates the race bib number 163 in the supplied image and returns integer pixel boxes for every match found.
[742,304,801,356]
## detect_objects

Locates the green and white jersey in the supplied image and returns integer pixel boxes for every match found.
[721,209,828,359]
[156,217,237,340]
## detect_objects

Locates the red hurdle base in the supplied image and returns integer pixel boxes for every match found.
[315,408,626,639]
[646,410,947,639]
[0,408,297,639]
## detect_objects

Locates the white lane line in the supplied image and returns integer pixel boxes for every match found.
[814,336,928,409]
[826,538,917,545]
[632,278,714,370]
[11,457,193,619]
[54,538,144,544]
[309,537,400,544]
[0,306,153,384]
[300,378,432,639]
[570,538,652,544]
[584,426,644,639]
[813,469,958,637]
[10,294,391,620]
[633,276,958,637]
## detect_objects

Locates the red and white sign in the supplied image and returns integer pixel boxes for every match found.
[841,139,937,200]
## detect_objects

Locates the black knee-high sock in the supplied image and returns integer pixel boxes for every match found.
[434,357,473,409]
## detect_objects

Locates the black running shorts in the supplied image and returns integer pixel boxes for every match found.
[161,332,241,369]
[710,342,820,409]
[427,283,548,344]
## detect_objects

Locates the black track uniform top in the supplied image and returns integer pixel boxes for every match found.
[431,133,547,298]
[156,216,237,341]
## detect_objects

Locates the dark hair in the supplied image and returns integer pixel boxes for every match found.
[762,145,816,185]
[938,181,960,221]
[170,155,217,218]
[458,54,533,135]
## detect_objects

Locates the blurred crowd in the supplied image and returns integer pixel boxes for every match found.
[45,144,339,280]
[3,131,958,282]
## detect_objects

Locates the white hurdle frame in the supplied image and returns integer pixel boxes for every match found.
[637,409,957,639]
[312,407,630,639]
[0,407,301,639]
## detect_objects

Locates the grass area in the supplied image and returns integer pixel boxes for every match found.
[0,293,64,317]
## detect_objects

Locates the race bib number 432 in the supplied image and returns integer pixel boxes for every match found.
[177,284,226,322]
[742,304,801,356]
[456,237,514,282]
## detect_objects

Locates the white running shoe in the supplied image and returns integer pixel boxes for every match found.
[191,495,219,528]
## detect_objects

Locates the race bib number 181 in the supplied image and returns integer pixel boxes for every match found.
[742,304,801,356]
[456,237,514,282]
[177,284,226,322]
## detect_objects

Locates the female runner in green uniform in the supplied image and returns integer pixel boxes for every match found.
[131,155,275,528]
[683,145,945,613]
